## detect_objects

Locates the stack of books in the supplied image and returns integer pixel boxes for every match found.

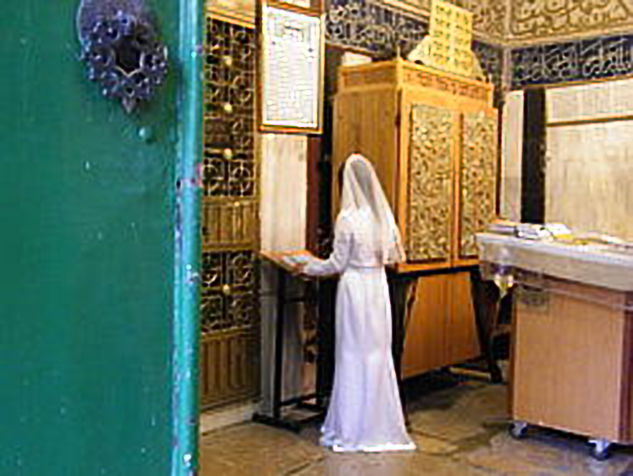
[515,224,551,240]
[487,219,518,236]
[487,220,573,241]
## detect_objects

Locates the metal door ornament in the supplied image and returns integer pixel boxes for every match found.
[77,0,168,113]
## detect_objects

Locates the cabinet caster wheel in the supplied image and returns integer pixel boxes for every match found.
[589,439,611,461]
[509,421,528,440]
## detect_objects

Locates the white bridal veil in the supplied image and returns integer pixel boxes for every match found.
[340,154,406,265]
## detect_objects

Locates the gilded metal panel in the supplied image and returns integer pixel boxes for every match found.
[200,250,258,338]
[204,18,256,199]
[202,199,258,250]
[460,112,497,257]
[200,329,259,409]
[407,104,454,262]
[201,17,260,408]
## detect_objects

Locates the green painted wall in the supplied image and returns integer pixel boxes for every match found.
[0,1,201,474]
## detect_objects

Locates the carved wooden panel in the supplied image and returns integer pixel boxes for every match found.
[402,66,491,102]
[460,112,497,258]
[341,63,492,103]
[407,104,454,262]
[342,69,397,88]
[199,249,259,408]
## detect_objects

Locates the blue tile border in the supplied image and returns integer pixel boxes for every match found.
[511,34,633,88]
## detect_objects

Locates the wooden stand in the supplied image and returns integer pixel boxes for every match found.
[253,251,325,432]
[254,252,416,429]
[469,267,513,383]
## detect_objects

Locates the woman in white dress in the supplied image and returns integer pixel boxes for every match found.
[300,154,415,453]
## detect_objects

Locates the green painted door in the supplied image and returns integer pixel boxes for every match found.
[0,1,202,474]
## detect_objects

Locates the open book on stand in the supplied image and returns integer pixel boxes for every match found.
[281,253,313,267]
[260,249,318,273]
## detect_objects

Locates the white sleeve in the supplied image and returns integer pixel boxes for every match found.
[303,214,353,276]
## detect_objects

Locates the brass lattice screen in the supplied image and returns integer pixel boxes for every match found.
[200,17,260,409]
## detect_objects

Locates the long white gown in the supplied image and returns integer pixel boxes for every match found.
[304,207,415,453]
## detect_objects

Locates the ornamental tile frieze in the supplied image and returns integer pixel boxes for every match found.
[509,0,633,41]
[326,0,427,57]
[511,34,633,88]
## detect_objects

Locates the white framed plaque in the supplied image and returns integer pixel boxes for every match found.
[258,0,324,134]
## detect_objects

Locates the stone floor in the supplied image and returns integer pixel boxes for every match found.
[200,373,633,475]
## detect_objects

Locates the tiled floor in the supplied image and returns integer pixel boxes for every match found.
[200,374,633,475]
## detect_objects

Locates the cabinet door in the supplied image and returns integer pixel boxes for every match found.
[2,1,193,473]
[446,272,480,364]
[401,272,480,379]
[457,110,498,264]
[400,96,459,270]
[402,274,449,378]
[333,88,399,211]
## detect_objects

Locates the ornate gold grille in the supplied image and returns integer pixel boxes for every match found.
[200,250,258,333]
[407,104,454,262]
[201,17,259,410]
[460,112,497,257]
[204,18,256,198]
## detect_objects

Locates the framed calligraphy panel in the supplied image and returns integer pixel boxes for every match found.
[258,0,325,134]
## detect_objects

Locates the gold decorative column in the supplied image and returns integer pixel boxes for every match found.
[200,17,260,409]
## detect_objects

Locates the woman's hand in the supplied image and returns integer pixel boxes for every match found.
[291,262,307,277]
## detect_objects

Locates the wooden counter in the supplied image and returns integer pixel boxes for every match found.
[477,233,633,459]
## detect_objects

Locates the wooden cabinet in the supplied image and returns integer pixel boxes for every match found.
[401,272,480,378]
[512,279,633,445]
[333,59,497,376]
[477,232,633,454]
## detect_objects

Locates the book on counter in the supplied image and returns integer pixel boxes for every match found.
[487,219,518,235]
[487,220,572,241]
[515,223,551,240]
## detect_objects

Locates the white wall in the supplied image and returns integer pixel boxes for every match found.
[260,133,307,251]
[500,90,524,222]
[259,133,308,414]
[545,78,633,240]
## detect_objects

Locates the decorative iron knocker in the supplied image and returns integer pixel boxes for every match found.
[77,0,168,113]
